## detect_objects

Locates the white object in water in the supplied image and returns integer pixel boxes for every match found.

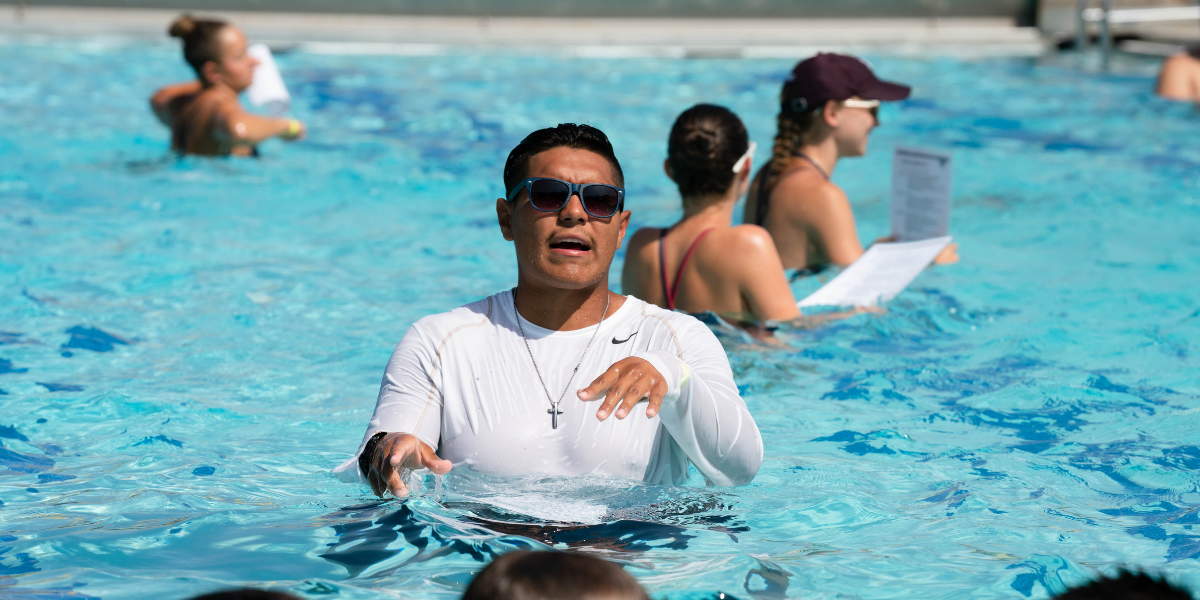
[891,146,953,242]
[797,236,953,308]
[245,43,290,116]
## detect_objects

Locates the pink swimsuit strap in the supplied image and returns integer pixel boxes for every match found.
[659,227,716,311]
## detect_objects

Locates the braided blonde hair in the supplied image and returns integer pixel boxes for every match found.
[765,97,833,192]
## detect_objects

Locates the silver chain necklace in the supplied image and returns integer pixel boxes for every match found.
[514,289,611,429]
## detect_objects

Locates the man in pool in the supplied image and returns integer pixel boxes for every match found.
[150,15,305,156]
[335,124,762,496]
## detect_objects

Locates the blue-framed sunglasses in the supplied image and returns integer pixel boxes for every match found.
[505,177,625,218]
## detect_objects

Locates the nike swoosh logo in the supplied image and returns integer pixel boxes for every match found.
[612,332,637,345]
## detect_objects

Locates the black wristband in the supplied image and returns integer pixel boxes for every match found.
[358,431,388,478]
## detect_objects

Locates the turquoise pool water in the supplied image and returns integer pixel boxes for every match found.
[2,39,1200,600]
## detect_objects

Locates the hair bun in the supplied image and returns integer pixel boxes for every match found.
[168,14,196,38]
[667,104,748,201]
[682,128,720,161]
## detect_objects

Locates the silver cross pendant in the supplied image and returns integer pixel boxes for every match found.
[548,403,563,429]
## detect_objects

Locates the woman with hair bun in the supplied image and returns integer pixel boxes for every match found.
[622,104,802,332]
[150,14,305,156]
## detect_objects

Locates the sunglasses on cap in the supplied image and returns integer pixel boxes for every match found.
[505,177,625,219]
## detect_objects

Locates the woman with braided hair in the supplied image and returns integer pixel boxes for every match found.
[744,53,958,272]
[150,14,305,156]
[622,104,802,332]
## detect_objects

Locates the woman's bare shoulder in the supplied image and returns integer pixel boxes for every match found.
[706,225,778,259]
[699,226,788,293]
[150,80,201,104]
[626,227,663,253]
[774,172,847,202]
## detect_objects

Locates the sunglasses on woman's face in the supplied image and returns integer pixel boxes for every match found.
[505,177,625,219]
[841,99,882,120]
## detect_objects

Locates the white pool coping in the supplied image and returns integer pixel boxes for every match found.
[0,5,1048,57]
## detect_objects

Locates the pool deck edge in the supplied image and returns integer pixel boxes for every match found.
[0,4,1049,57]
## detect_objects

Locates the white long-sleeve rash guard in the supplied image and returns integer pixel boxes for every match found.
[334,290,763,487]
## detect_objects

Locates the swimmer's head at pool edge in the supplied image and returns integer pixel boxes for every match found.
[463,551,650,600]
[497,124,631,307]
[169,14,258,93]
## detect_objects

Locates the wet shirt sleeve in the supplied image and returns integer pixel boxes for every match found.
[332,324,444,482]
[633,319,763,487]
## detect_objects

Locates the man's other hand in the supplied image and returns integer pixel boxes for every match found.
[366,433,452,498]
[578,357,668,421]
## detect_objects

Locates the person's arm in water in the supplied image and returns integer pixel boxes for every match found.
[726,227,886,331]
[343,323,453,497]
[212,103,306,146]
[149,81,202,127]
[578,319,762,486]
[363,432,452,497]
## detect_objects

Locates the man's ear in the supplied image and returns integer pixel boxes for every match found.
[663,159,675,182]
[496,197,515,241]
[616,209,631,249]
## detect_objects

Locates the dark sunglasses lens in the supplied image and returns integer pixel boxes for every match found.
[581,186,620,216]
[528,179,570,211]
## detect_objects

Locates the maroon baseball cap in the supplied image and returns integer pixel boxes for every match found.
[781,53,911,112]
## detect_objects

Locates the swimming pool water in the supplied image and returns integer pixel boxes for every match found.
[2,38,1200,600]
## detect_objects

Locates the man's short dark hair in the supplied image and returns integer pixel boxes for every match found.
[463,551,649,600]
[1054,569,1192,600]
[502,124,625,195]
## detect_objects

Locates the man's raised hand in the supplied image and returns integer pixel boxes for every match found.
[366,432,452,498]
[577,357,668,422]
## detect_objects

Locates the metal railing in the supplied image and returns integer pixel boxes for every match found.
[1076,0,1200,57]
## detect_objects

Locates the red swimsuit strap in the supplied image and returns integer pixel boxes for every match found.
[660,227,716,310]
